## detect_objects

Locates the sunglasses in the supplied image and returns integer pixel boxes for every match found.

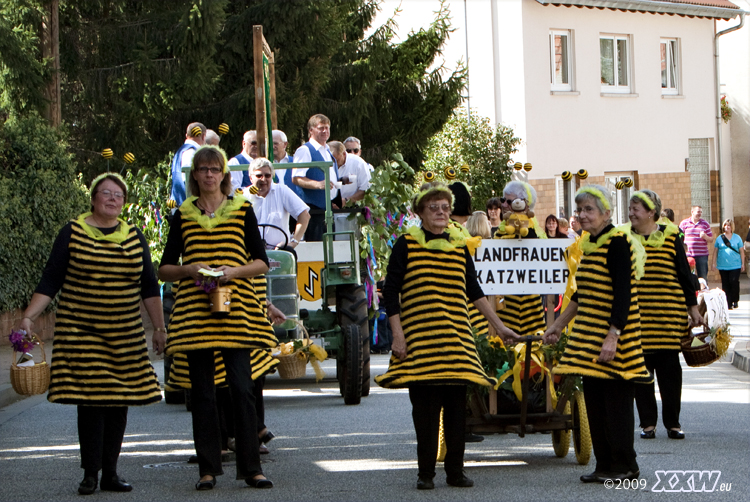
[249,141,258,146]
[196,166,223,174]
[427,203,451,213]
[255,173,272,179]
[346,148,360,154]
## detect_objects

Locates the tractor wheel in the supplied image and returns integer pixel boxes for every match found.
[551,401,571,458]
[572,390,592,465]
[437,408,446,462]
[163,356,185,405]
[341,325,363,405]
[337,284,370,398]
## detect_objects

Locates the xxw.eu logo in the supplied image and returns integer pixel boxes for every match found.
[652,471,728,492]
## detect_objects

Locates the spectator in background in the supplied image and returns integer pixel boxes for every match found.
[486,197,502,236]
[228,130,258,190]
[558,217,576,239]
[545,214,568,238]
[170,122,206,208]
[661,208,676,223]
[344,136,374,172]
[466,211,491,239]
[272,130,294,188]
[328,141,371,204]
[711,218,745,310]
[570,214,583,236]
[205,129,221,146]
[679,205,713,280]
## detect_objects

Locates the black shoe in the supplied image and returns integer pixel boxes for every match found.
[416,477,434,490]
[78,476,98,495]
[640,429,656,439]
[100,475,133,492]
[580,472,607,483]
[259,429,275,444]
[733,302,738,309]
[728,305,734,310]
[246,476,273,489]
[195,477,216,491]
[188,455,198,464]
[605,471,640,481]
[465,432,484,443]
[667,429,685,439]
[446,472,474,487]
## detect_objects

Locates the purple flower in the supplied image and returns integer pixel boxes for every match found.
[8,330,33,353]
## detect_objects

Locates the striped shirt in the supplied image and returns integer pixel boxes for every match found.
[679,217,712,257]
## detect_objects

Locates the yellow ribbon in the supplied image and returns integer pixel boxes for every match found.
[494,339,557,408]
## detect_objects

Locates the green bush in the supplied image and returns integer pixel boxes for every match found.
[0,114,88,312]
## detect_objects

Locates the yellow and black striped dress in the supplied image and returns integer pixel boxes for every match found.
[553,230,651,382]
[48,220,162,406]
[375,232,496,389]
[166,276,278,391]
[165,198,277,356]
[636,228,689,351]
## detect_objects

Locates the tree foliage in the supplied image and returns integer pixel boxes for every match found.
[0,114,88,312]
[50,0,465,177]
[423,109,521,210]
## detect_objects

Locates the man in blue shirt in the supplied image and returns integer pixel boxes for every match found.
[169,122,205,209]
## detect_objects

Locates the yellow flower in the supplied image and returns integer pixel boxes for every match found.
[488,336,505,350]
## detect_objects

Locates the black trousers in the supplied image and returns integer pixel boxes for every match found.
[77,405,128,475]
[719,268,741,306]
[582,377,638,475]
[187,348,262,480]
[635,351,682,430]
[408,385,466,479]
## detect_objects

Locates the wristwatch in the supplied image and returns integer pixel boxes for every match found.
[609,327,622,337]
[290,238,299,244]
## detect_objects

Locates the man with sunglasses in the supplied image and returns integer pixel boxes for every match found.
[228,130,259,190]
[292,114,342,241]
[344,136,374,172]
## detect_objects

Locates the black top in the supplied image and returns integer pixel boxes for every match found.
[36,221,160,299]
[383,229,484,317]
[160,202,269,268]
[571,224,631,330]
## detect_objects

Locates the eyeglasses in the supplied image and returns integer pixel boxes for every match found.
[427,203,451,213]
[196,166,223,174]
[346,148,360,154]
[249,141,258,146]
[97,190,124,200]
[255,173,272,179]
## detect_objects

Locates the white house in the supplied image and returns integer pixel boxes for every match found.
[373,0,746,228]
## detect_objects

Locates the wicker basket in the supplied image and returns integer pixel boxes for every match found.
[10,338,50,396]
[681,330,720,368]
[274,321,310,379]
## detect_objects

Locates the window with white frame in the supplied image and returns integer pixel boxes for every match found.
[600,34,631,93]
[555,175,577,219]
[660,38,679,94]
[550,30,573,91]
[603,173,636,225]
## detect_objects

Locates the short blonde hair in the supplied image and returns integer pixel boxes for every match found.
[722,218,734,232]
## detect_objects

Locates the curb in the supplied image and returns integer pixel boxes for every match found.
[731,348,750,373]
[0,383,28,410]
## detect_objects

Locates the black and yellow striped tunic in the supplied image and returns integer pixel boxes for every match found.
[375,232,496,389]
[166,276,278,391]
[553,230,651,382]
[165,199,277,356]
[496,295,547,338]
[48,220,162,406]
[468,303,489,338]
[637,230,689,351]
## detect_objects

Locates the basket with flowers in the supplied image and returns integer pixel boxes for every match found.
[272,323,328,381]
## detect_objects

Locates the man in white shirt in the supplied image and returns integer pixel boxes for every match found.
[343,136,374,172]
[244,158,310,253]
[292,114,341,241]
[272,129,294,188]
[328,141,371,204]
[228,130,258,190]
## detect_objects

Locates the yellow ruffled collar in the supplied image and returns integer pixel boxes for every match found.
[618,222,680,249]
[407,225,468,251]
[76,213,130,244]
[580,225,645,280]
[179,195,248,230]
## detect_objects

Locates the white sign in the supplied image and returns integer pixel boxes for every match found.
[473,239,574,295]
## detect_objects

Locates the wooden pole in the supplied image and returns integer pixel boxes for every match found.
[41,0,61,127]
[253,26,267,157]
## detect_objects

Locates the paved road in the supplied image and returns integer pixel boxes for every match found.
[0,351,748,502]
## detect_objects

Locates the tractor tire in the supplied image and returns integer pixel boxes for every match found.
[572,390,592,465]
[163,356,185,405]
[337,284,370,398]
[551,401,571,458]
[341,325,363,405]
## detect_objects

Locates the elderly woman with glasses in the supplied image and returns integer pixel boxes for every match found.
[376,183,519,491]
[544,185,651,484]
[18,173,165,495]
[159,145,277,491]
[626,189,703,441]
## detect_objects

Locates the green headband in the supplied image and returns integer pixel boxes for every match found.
[523,182,533,206]
[416,186,454,209]
[577,186,611,211]
[90,172,128,196]
[632,191,655,211]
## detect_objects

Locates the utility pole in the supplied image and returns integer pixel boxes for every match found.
[41,0,61,127]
